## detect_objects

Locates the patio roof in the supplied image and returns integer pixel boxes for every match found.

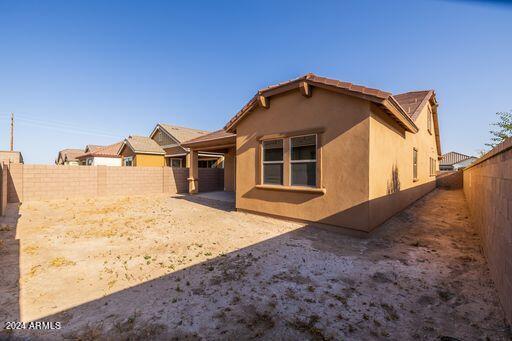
[181,129,235,150]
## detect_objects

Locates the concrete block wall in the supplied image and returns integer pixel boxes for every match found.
[198,168,224,193]
[5,165,217,203]
[463,137,512,324]
[436,170,463,189]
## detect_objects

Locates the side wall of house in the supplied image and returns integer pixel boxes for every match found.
[92,157,122,166]
[235,87,371,231]
[134,154,165,167]
[463,138,512,324]
[368,102,438,229]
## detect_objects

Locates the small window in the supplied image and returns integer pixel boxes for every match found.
[262,139,283,185]
[124,156,133,167]
[429,157,436,176]
[170,158,182,168]
[290,135,317,186]
[413,148,418,180]
[86,158,93,166]
[427,107,432,133]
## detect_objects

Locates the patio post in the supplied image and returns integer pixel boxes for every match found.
[188,149,199,193]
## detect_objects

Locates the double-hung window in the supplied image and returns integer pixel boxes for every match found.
[124,156,133,167]
[290,134,317,187]
[262,139,284,185]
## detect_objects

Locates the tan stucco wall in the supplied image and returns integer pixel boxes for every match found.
[224,147,236,192]
[368,102,438,228]
[235,88,371,231]
[134,154,165,167]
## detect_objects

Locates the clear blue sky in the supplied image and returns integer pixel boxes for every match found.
[0,0,510,164]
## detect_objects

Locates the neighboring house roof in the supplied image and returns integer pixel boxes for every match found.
[150,123,210,145]
[181,129,236,148]
[85,144,104,153]
[120,135,165,155]
[224,73,419,134]
[77,142,123,159]
[440,152,476,166]
[57,148,83,163]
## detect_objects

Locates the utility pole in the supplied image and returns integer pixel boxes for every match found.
[10,112,13,151]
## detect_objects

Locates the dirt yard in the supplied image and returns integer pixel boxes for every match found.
[0,189,510,340]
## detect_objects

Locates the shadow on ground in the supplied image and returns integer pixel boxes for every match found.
[1,190,510,340]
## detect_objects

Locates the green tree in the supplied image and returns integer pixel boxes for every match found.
[486,110,512,148]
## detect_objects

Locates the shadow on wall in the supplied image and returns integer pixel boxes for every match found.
[386,164,401,195]
[0,204,21,324]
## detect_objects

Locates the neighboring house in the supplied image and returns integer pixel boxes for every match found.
[440,152,477,170]
[55,148,83,165]
[0,151,23,164]
[76,142,123,166]
[149,123,224,168]
[182,73,442,233]
[118,135,166,167]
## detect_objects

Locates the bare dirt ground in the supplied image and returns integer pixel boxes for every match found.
[0,189,510,340]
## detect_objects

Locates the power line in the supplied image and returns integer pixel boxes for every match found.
[16,120,122,139]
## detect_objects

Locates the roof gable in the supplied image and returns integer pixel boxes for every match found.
[121,135,165,155]
[151,123,210,144]
[224,73,418,134]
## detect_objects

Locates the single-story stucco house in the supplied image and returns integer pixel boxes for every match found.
[149,123,224,168]
[76,142,123,166]
[182,73,442,233]
[439,151,476,171]
[118,135,167,167]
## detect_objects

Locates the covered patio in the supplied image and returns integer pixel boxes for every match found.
[181,129,236,194]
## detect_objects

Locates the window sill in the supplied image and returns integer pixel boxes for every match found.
[256,184,326,194]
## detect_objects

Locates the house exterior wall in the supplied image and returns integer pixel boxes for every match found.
[119,146,165,167]
[90,157,122,167]
[463,138,512,324]
[152,128,176,146]
[134,154,165,167]
[368,102,438,228]
[234,88,371,231]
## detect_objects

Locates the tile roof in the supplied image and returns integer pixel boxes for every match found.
[394,90,433,121]
[58,148,84,162]
[440,152,475,166]
[85,144,104,152]
[181,129,236,147]
[123,135,165,154]
[158,124,210,143]
[224,73,418,133]
[77,142,123,159]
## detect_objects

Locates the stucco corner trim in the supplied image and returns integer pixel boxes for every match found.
[255,184,326,194]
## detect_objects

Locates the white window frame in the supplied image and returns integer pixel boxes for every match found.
[170,158,182,168]
[86,158,93,166]
[289,134,317,187]
[262,138,284,185]
[124,156,133,167]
